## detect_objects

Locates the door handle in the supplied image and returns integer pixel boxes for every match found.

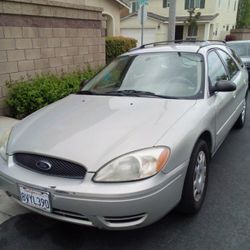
[233,94,236,99]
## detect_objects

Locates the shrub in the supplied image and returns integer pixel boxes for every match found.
[106,36,137,63]
[6,69,97,119]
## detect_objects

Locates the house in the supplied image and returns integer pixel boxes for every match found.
[54,0,130,36]
[120,0,239,45]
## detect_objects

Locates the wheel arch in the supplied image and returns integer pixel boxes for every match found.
[196,130,213,159]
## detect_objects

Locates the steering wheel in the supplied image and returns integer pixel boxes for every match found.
[163,76,196,96]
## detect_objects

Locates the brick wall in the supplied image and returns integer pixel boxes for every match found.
[0,0,106,115]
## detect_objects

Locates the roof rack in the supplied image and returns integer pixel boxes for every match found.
[130,40,226,51]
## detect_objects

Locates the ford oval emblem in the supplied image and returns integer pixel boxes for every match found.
[36,160,52,171]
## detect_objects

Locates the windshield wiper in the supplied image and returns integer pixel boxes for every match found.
[77,90,101,95]
[104,90,179,99]
[77,89,180,99]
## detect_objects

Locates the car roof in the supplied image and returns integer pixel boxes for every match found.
[124,41,226,56]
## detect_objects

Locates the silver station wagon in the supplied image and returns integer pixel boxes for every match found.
[0,41,248,230]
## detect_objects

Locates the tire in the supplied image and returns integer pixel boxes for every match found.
[177,139,209,214]
[234,96,247,129]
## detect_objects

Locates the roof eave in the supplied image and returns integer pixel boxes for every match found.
[115,0,130,9]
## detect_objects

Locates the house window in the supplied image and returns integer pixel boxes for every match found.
[131,1,139,12]
[163,0,170,8]
[185,0,205,9]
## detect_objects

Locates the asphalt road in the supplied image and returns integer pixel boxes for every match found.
[1,96,250,250]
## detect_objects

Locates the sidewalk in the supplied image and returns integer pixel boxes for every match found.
[0,190,28,224]
[0,117,25,224]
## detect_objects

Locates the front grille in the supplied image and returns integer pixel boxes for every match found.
[14,153,87,179]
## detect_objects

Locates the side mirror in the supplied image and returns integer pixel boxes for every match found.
[211,80,236,93]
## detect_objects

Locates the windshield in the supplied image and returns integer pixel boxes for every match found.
[82,52,204,99]
[228,43,250,57]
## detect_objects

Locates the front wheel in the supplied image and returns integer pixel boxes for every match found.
[234,96,247,129]
[177,139,209,214]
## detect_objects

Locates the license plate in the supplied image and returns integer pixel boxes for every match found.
[19,185,51,212]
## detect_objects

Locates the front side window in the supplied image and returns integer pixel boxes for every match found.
[185,0,205,9]
[83,52,204,99]
[217,49,239,79]
[208,51,228,87]
[227,48,244,67]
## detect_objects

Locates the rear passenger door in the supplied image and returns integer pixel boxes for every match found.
[207,50,234,149]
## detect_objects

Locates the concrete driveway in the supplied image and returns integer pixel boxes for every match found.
[0,191,27,224]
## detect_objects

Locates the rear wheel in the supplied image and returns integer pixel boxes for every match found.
[177,139,209,214]
[234,96,247,129]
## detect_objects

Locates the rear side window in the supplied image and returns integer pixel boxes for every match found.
[207,50,228,87]
[217,50,239,79]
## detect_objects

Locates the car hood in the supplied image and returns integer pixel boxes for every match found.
[8,95,196,172]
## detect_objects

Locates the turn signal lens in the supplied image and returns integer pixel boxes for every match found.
[156,148,170,172]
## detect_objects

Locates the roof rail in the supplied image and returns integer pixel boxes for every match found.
[129,40,226,52]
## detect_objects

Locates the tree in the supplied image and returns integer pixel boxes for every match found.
[237,0,250,28]
[186,8,201,37]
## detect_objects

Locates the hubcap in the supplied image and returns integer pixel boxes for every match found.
[241,99,247,123]
[193,151,207,202]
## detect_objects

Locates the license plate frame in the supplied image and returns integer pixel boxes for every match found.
[19,185,52,213]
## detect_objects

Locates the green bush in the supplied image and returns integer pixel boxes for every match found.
[106,36,137,63]
[6,69,97,119]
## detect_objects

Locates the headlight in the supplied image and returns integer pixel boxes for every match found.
[0,129,11,161]
[93,147,170,182]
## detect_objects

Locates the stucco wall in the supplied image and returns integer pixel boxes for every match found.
[211,0,239,40]
[0,0,106,115]
[54,0,123,35]
[143,0,216,17]
[124,0,239,40]
[86,0,122,36]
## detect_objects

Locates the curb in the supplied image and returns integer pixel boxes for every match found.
[0,190,28,224]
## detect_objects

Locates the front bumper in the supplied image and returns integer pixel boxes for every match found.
[0,156,187,230]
